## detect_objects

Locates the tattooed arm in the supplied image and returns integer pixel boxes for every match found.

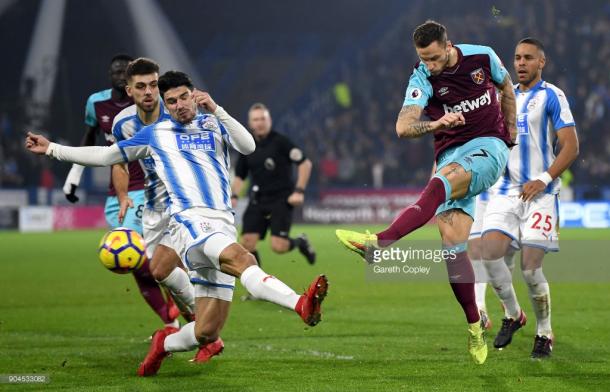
[395,105,466,138]
[494,74,517,143]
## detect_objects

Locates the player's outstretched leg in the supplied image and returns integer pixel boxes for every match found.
[132,260,179,327]
[336,175,450,259]
[240,263,329,327]
[220,243,328,326]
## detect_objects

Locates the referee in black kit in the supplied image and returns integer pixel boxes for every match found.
[232,103,316,268]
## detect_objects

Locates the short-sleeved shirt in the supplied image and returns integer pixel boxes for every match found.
[112,102,172,211]
[235,130,306,200]
[116,114,234,216]
[491,80,576,196]
[403,44,513,160]
[84,89,143,195]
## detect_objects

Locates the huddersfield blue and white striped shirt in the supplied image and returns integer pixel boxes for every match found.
[112,102,172,211]
[490,80,575,196]
[117,113,235,216]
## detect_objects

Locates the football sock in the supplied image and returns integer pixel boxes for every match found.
[164,321,199,352]
[251,250,261,267]
[485,256,521,319]
[472,258,489,313]
[377,176,449,246]
[446,249,480,324]
[132,260,174,324]
[159,267,195,314]
[240,265,300,310]
[504,247,517,274]
[288,237,304,251]
[522,268,552,337]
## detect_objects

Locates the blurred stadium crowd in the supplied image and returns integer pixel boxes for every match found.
[1,0,609,199]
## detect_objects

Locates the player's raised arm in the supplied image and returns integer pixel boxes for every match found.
[192,89,256,155]
[25,131,128,166]
[396,105,465,138]
[494,74,518,144]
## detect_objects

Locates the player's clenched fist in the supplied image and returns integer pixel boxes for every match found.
[433,112,466,131]
[192,89,218,113]
[25,132,50,155]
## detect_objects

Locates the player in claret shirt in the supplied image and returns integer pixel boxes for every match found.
[336,20,517,365]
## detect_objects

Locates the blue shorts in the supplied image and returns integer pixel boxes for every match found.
[105,189,145,234]
[435,137,509,218]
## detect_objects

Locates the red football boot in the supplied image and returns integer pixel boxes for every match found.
[296,275,328,326]
[137,327,178,376]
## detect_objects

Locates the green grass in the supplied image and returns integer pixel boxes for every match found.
[1,226,609,391]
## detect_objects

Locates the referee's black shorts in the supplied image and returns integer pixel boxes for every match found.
[241,197,294,239]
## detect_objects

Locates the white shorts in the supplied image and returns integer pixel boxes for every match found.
[143,208,173,259]
[469,196,488,240]
[168,207,237,302]
[482,193,559,252]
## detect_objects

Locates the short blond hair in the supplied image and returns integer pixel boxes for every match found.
[249,102,270,113]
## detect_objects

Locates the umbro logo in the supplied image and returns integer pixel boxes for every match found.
[101,115,110,123]
[438,87,450,96]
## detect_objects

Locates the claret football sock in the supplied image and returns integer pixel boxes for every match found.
[240,265,300,310]
[133,261,175,324]
[377,176,448,246]
[446,250,480,324]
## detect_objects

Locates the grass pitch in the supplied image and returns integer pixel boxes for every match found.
[1,225,609,391]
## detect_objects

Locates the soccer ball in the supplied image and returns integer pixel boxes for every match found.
[98,228,146,274]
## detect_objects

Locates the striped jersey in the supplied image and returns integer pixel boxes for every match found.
[112,102,172,211]
[490,80,575,196]
[116,113,234,216]
[403,44,513,159]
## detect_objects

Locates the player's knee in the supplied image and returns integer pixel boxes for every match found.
[194,320,220,345]
[481,244,505,261]
[521,268,547,285]
[150,257,171,281]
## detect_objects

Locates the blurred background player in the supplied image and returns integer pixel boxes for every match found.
[63,54,180,329]
[112,57,224,362]
[479,38,579,359]
[231,103,316,270]
[336,20,518,365]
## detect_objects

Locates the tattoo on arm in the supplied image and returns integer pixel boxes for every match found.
[397,105,434,138]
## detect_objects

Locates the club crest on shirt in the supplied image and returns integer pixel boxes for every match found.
[470,68,485,85]
[527,97,539,110]
[175,132,216,151]
[201,118,219,131]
